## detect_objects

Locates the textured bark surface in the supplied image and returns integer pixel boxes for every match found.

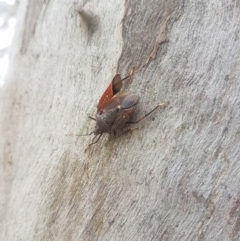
[1,0,240,240]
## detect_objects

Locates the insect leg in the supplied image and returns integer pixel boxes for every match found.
[85,133,103,151]
[116,127,138,137]
[126,102,168,124]
[122,67,136,81]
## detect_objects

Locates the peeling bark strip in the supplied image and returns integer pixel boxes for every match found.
[145,15,171,66]
[118,0,180,74]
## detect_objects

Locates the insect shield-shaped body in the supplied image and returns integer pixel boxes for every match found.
[80,73,168,150]
[89,74,140,148]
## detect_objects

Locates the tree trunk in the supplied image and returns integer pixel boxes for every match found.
[1,0,240,240]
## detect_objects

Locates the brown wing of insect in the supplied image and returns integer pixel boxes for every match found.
[97,74,122,112]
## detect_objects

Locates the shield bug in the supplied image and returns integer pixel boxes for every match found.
[70,73,168,150]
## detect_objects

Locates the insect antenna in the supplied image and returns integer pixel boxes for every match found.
[88,116,96,121]
[65,130,95,137]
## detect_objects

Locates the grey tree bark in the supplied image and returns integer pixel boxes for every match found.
[1,0,240,240]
